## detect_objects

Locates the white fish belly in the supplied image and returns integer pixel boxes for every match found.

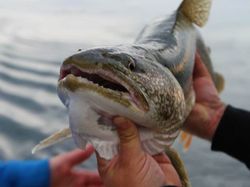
[67,89,175,160]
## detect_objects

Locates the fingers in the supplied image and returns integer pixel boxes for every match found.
[96,116,143,175]
[64,145,95,167]
[193,52,211,79]
[161,164,182,186]
[113,117,143,156]
[96,117,143,171]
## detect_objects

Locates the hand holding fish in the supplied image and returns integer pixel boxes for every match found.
[50,146,104,187]
[184,53,226,141]
[96,117,181,187]
[32,0,221,186]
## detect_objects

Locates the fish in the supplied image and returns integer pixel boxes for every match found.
[33,0,224,185]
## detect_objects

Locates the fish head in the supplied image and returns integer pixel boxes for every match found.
[57,46,186,158]
[58,45,186,130]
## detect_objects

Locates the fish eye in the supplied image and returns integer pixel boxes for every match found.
[128,60,135,71]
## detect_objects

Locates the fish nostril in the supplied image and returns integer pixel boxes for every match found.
[128,59,136,71]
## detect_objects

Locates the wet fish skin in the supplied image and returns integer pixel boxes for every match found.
[55,0,217,159]
[61,45,187,130]
[34,0,217,168]
[33,1,217,186]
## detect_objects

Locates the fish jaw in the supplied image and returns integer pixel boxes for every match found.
[57,73,150,131]
[58,58,149,113]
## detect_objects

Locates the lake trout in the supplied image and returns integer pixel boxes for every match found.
[33,0,224,186]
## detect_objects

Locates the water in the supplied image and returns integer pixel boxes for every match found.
[0,0,250,186]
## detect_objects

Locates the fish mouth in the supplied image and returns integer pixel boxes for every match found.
[58,64,149,112]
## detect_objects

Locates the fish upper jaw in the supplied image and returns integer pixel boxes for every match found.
[57,60,149,113]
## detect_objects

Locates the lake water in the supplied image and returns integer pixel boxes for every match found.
[0,0,250,186]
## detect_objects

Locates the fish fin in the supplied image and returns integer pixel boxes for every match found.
[165,147,191,187]
[179,131,193,152]
[179,0,212,27]
[32,128,72,154]
[214,72,225,93]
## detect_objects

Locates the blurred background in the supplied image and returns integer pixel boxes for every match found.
[0,0,249,186]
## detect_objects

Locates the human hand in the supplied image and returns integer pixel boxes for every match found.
[96,117,181,187]
[50,146,104,187]
[184,53,226,141]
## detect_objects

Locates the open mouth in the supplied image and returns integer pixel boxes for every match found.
[59,65,129,93]
[58,64,148,111]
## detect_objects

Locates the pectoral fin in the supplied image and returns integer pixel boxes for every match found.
[32,128,72,154]
[179,131,193,152]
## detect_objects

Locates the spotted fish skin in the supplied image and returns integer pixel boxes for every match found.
[135,12,196,96]
[56,0,216,159]
[32,1,216,186]
[60,45,187,144]
[135,10,217,99]
[33,0,215,163]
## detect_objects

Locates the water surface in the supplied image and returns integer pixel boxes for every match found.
[0,0,249,186]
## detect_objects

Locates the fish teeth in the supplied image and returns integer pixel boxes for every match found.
[76,76,99,86]
[75,75,129,95]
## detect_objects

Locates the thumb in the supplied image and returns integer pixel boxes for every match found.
[113,117,143,156]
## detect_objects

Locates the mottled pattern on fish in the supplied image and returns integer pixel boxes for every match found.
[55,0,218,160]
[33,1,218,166]
[59,44,187,151]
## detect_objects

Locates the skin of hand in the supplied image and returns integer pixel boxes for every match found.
[96,117,182,187]
[184,53,226,141]
[50,145,104,187]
